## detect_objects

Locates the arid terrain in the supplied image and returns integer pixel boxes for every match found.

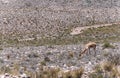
[0,0,120,78]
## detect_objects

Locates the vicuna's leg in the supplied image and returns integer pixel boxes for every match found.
[79,49,87,56]
[88,48,91,55]
[93,46,96,56]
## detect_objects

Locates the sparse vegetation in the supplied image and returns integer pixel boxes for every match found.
[0,63,20,75]
[98,56,120,78]
[89,60,120,78]
[68,51,74,59]
[94,64,103,73]
[0,24,120,47]
[44,56,51,62]
[89,72,103,78]
[59,67,84,78]
[102,61,113,72]
[0,0,120,78]
[102,42,115,49]
[0,47,3,50]
[28,52,39,58]
[0,65,84,78]
[89,65,103,78]
[40,61,46,66]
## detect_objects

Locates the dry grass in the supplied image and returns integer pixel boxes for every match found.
[101,61,113,72]
[59,67,84,78]
[68,51,74,59]
[0,65,84,78]
[99,60,120,78]
[0,63,20,76]
[89,59,120,78]
[102,42,115,49]
[1,24,120,47]
[89,64,103,78]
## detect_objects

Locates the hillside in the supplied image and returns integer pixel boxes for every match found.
[0,42,120,78]
[0,0,120,78]
[0,0,120,42]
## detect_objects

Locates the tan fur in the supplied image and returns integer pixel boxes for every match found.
[79,42,96,57]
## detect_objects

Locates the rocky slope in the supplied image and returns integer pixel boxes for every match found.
[0,1,120,77]
[0,0,120,39]
[0,42,119,77]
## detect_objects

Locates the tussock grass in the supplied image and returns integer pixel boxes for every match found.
[89,64,103,78]
[89,53,120,78]
[0,47,3,50]
[102,42,115,49]
[89,72,103,78]
[59,67,84,78]
[0,63,20,76]
[0,65,84,78]
[101,61,113,72]
[68,51,74,59]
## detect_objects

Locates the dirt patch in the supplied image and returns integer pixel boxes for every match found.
[70,23,119,35]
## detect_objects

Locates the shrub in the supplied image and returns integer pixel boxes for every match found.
[100,61,120,78]
[68,51,74,59]
[102,61,113,72]
[71,67,84,78]
[102,42,115,49]
[36,67,60,78]
[0,63,20,75]
[40,61,46,66]
[61,67,84,78]
[44,56,50,62]
[94,64,103,73]
[89,64,104,78]
[0,47,3,50]
[28,53,39,58]
[62,71,72,78]
[89,72,103,78]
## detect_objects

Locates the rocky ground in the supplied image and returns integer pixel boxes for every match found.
[1,0,120,40]
[0,0,120,77]
[0,42,119,78]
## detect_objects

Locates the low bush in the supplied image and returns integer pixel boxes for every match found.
[102,42,115,49]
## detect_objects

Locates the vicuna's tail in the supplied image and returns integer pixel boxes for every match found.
[79,48,87,56]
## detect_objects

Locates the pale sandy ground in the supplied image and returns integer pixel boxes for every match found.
[70,23,120,35]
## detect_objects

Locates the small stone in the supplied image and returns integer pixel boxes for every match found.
[5,73,9,77]
[20,73,27,78]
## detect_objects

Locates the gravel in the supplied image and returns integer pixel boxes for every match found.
[0,42,119,73]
